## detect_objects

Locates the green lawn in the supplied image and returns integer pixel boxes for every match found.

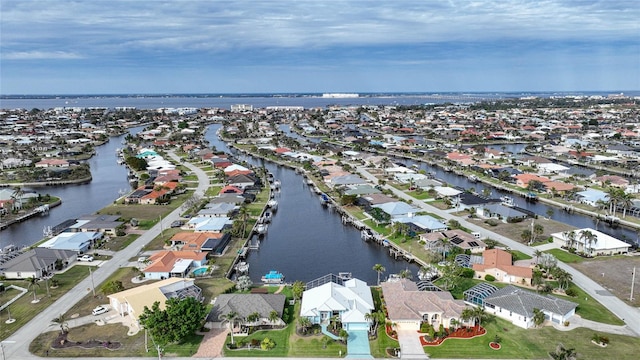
[424,317,640,359]
[509,250,532,262]
[556,285,624,325]
[0,265,95,340]
[544,248,585,263]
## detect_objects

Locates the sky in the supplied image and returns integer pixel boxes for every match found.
[1,0,638,94]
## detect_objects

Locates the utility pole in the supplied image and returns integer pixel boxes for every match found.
[89,267,96,297]
[631,267,636,302]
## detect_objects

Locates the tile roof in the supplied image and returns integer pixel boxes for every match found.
[380,279,466,321]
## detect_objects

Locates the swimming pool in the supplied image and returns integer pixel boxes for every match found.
[191,266,208,276]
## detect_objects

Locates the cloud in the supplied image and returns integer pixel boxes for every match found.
[2,51,84,60]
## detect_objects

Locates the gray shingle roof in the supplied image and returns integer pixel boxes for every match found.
[484,285,577,318]
[207,293,286,322]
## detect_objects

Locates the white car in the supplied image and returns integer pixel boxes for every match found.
[92,305,108,316]
[79,254,94,262]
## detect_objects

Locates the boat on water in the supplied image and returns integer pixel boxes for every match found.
[320,193,330,205]
[500,196,515,207]
[235,261,250,274]
[468,174,479,182]
[267,199,278,211]
[261,270,285,284]
[256,224,268,234]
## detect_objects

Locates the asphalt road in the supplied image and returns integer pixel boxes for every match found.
[356,166,640,337]
[2,151,209,360]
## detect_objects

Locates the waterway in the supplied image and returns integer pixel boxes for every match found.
[0,126,144,249]
[204,124,420,285]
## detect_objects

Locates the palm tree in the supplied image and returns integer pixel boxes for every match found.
[619,192,635,218]
[472,306,486,327]
[460,307,474,327]
[549,343,578,360]
[532,308,545,327]
[236,206,251,238]
[605,187,623,215]
[298,316,312,334]
[27,276,40,302]
[246,312,260,325]
[533,250,543,265]
[380,157,391,175]
[579,229,597,255]
[220,311,239,345]
[268,310,280,326]
[555,269,572,290]
[399,268,412,279]
[53,313,69,334]
[373,264,386,285]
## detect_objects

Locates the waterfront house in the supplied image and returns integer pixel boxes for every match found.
[543,181,577,196]
[420,229,486,254]
[514,174,551,189]
[1,248,76,279]
[206,293,286,329]
[169,232,231,254]
[392,215,448,234]
[109,278,202,322]
[300,276,374,332]
[186,216,233,233]
[219,185,243,195]
[550,228,631,256]
[39,231,103,253]
[575,188,608,207]
[198,202,237,218]
[372,201,420,219]
[380,278,466,331]
[343,184,381,196]
[208,193,247,205]
[67,214,123,236]
[34,158,69,168]
[593,175,630,189]
[227,173,260,189]
[356,193,397,210]
[329,174,367,187]
[472,249,533,285]
[141,250,208,279]
[482,285,577,328]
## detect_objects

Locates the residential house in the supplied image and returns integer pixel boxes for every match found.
[372,201,420,219]
[67,214,123,236]
[380,278,466,331]
[420,229,486,254]
[356,193,397,210]
[477,203,530,223]
[514,174,551,189]
[206,293,286,328]
[34,158,69,168]
[483,285,577,328]
[0,248,76,279]
[186,217,233,233]
[392,215,448,234]
[550,228,631,256]
[169,231,231,254]
[472,249,533,285]
[109,278,203,322]
[198,203,237,218]
[300,275,374,332]
[575,189,608,207]
[142,250,208,280]
[227,174,259,190]
[38,231,103,253]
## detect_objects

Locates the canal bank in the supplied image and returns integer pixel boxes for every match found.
[205,124,421,285]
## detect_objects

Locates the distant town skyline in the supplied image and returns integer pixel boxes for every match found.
[1,0,638,95]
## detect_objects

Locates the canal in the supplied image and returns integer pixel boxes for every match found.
[0,126,144,249]
[205,124,421,285]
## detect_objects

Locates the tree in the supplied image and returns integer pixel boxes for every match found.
[338,328,349,343]
[579,229,597,255]
[53,313,69,334]
[220,311,240,345]
[619,192,635,218]
[399,268,412,279]
[291,281,305,302]
[298,316,312,334]
[101,280,125,295]
[139,297,207,346]
[521,229,533,244]
[246,312,260,324]
[532,308,545,327]
[554,268,572,290]
[549,343,577,360]
[236,275,253,291]
[27,276,40,302]
[269,310,280,325]
[532,223,544,243]
[534,249,543,265]
[373,264,386,285]
[236,206,251,238]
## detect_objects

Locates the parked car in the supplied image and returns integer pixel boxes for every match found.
[92,305,108,316]
[170,220,184,228]
[79,254,94,262]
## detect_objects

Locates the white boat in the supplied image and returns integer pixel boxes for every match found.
[256,224,268,234]
[468,174,479,182]
[235,261,250,274]
[267,199,278,210]
[500,196,515,207]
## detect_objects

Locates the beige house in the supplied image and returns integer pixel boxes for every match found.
[108,278,202,323]
[380,278,466,331]
[472,249,533,285]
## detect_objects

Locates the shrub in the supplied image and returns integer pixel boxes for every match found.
[565,288,577,297]
[461,268,475,278]
[485,274,496,282]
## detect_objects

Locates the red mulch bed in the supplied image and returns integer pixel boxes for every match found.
[489,342,501,350]
[385,324,398,340]
[420,326,486,346]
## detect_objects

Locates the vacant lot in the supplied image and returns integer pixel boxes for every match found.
[572,256,640,307]
[469,216,576,245]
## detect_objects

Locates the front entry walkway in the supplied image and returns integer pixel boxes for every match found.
[397,329,429,359]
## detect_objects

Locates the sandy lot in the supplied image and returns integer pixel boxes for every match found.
[572,256,640,307]
[468,216,577,244]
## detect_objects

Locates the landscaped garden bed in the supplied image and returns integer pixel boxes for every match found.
[420,326,486,346]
